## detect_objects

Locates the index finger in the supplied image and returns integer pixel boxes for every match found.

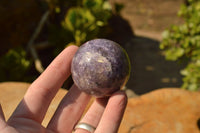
[9,45,78,123]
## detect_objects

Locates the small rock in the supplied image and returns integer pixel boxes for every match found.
[71,39,131,97]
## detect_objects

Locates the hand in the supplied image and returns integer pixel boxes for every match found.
[0,45,127,133]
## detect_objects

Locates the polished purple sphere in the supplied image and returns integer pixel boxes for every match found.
[71,39,130,97]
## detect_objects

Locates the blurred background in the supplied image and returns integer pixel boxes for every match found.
[0,0,199,96]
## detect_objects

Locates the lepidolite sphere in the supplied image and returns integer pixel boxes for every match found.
[71,39,130,97]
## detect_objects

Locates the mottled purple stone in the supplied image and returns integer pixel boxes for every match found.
[71,39,131,97]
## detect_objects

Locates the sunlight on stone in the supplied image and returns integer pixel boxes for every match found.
[172,78,177,83]
[161,78,170,83]
[145,65,155,71]
[161,77,178,83]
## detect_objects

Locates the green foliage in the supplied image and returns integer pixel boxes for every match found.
[180,61,200,91]
[63,8,96,45]
[62,0,112,46]
[0,48,32,82]
[0,0,122,82]
[160,0,200,91]
[48,0,123,52]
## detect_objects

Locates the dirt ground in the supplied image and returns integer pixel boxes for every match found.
[113,0,184,33]
[108,0,186,96]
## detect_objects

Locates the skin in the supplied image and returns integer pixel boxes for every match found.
[0,45,127,133]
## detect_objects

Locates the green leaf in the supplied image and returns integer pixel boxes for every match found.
[165,48,184,61]
[0,47,32,81]
[161,30,170,39]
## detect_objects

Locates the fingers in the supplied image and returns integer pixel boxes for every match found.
[73,91,127,133]
[47,85,91,133]
[0,104,6,130]
[47,90,127,133]
[0,104,5,121]
[9,45,78,123]
[74,97,108,133]
[95,91,127,133]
